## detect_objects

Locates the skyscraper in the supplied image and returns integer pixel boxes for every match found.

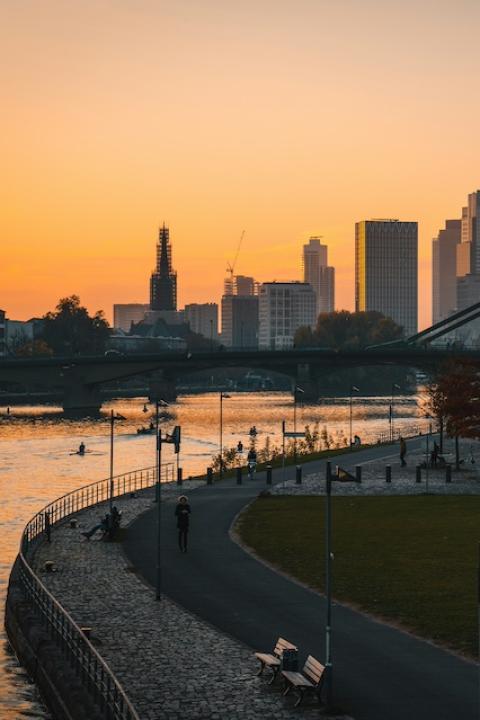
[302,237,335,316]
[432,220,461,324]
[258,282,316,349]
[150,224,177,311]
[221,274,258,347]
[355,219,418,336]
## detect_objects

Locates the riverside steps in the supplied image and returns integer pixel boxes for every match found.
[6,439,478,720]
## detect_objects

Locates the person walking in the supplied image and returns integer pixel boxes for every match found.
[175,495,191,553]
[399,436,407,467]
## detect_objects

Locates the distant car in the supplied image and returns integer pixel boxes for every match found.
[104,349,123,357]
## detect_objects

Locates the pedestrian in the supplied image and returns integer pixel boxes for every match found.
[399,436,407,467]
[175,495,191,553]
[431,441,439,468]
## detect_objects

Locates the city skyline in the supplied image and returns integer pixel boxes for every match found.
[3,1,480,328]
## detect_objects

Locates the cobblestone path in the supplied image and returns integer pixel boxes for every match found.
[32,480,349,720]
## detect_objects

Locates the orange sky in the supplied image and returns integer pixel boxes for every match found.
[2,0,480,330]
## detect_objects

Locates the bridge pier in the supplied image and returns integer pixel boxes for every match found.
[62,381,102,417]
[294,363,320,402]
[148,372,178,403]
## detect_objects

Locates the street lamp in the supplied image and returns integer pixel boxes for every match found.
[293,385,304,463]
[324,461,360,709]
[108,409,124,513]
[219,392,231,478]
[349,386,359,448]
[151,398,168,603]
[390,383,401,443]
[425,413,432,495]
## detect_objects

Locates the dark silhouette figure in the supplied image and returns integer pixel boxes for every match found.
[78,442,86,455]
[431,441,439,468]
[175,495,191,553]
[82,513,109,540]
[399,437,407,467]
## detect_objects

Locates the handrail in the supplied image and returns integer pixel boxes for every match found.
[14,461,174,720]
[21,462,173,553]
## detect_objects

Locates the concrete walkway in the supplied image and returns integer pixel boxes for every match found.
[125,439,478,720]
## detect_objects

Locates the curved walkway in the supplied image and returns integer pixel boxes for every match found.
[125,442,478,720]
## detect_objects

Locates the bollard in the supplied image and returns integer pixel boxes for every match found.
[416,465,422,483]
[356,465,362,483]
[445,464,452,483]
[45,561,54,573]
[177,467,183,486]
[386,465,391,483]
[236,467,242,485]
[266,465,272,485]
[70,519,77,529]
[80,627,92,639]
[296,465,302,484]
[206,467,213,485]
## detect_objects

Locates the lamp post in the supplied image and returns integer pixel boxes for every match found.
[293,385,304,463]
[349,386,359,448]
[219,392,231,478]
[108,409,124,513]
[152,398,168,602]
[425,414,432,494]
[390,383,401,443]
[324,461,360,709]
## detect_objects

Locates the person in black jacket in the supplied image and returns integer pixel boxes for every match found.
[175,495,191,553]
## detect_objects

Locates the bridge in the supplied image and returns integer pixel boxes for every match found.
[1,346,479,415]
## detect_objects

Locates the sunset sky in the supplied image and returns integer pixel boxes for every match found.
[2,0,480,329]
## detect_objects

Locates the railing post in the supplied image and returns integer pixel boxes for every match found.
[295,465,302,484]
[416,465,422,483]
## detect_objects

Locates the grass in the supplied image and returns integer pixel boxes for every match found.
[236,495,480,658]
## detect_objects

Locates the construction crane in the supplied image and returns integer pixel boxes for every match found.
[225,230,245,295]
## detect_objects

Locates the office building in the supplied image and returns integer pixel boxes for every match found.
[302,237,335,316]
[0,310,5,357]
[355,219,418,336]
[221,295,258,347]
[432,220,461,324]
[150,224,177,310]
[258,282,316,349]
[221,274,258,347]
[184,303,218,341]
[113,304,149,332]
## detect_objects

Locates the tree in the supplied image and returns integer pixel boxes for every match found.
[435,360,480,469]
[15,339,53,357]
[41,296,110,355]
[294,310,404,350]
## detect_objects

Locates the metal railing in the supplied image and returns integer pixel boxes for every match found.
[14,461,174,720]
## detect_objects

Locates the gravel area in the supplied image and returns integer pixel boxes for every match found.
[272,437,480,496]
[31,479,351,720]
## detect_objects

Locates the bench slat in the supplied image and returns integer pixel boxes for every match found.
[281,671,315,688]
[254,653,280,666]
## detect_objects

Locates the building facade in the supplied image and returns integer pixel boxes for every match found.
[221,274,258,347]
[432,220,461,324]
[0,310,5,357]
[258,282,316,350]
[184,303,218,341]
[113,304,149,332]
[355,219,418,336]
[150,224,177,310]
[302,237,335,316]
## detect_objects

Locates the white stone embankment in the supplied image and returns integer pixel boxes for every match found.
[31,479,350,720]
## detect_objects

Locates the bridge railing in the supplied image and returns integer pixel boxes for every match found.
[14,461,174,720]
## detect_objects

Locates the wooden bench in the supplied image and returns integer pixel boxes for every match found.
[254,637,297,685]
[282,655,325,707]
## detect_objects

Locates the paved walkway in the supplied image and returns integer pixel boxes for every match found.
[33,478,342,719]
[124,439,478,720]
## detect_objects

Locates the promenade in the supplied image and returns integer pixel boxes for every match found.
[33,438,478,719]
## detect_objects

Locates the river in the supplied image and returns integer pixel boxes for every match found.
[0,390,425,717]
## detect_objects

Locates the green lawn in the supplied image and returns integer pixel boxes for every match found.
[236,495,480,657]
